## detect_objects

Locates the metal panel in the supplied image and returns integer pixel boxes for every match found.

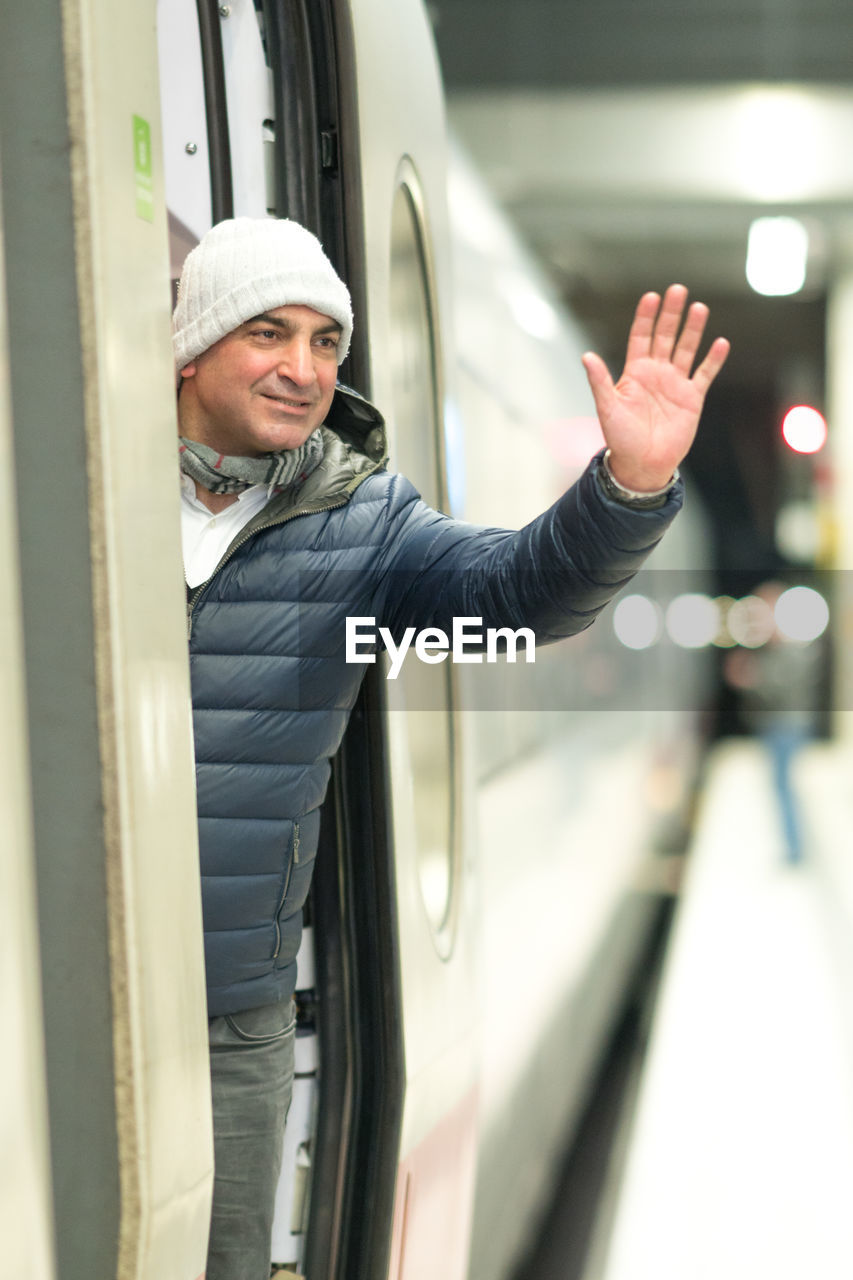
[0,161,56,1280]
[0,5,123,1272]
[218,0,275,218]
[156,0,213,244]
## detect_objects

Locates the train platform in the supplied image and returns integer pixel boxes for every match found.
[588,737,853,1280]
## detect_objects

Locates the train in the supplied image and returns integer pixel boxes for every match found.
[0,1,713,1278]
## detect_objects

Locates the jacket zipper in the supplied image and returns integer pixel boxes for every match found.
[186,492,352,639]
[272,822,301,961]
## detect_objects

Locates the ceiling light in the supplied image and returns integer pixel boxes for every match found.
[746,216,808,296]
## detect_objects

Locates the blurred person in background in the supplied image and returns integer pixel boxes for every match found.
[724,580,823,865]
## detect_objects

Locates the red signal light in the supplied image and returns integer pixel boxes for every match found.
[781,405,827,454]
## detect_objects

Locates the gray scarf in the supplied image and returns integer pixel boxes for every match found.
[179,429,325,495]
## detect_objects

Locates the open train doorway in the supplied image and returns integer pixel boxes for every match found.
[157,2,405,1276]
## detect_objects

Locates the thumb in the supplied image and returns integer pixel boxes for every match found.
[581,351,615,422]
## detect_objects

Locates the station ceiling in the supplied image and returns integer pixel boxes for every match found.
[430,1,853,396]
[431,0,853,91]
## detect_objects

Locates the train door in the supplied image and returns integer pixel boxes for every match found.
[0,2,214,1279]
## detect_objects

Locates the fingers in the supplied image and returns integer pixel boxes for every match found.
[692,336,731,395]
[671,302,710,375]
[629,284,729,388]
[624,291,662,364]
[624,284,690,363]
[650,284,689,361]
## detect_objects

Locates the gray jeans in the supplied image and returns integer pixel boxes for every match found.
[206,1001,296,1280]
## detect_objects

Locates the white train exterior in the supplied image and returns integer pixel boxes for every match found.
[0,2,711,1278]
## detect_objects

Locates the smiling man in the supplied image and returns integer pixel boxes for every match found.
[172,216,728,1280]
[179,305,341,456]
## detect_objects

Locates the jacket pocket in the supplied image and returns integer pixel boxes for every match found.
[271,822,300,960]
[273,824,319,970]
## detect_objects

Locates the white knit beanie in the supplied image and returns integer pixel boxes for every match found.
[172,217,353,369]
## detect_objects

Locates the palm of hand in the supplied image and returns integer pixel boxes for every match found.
[602,356,707,476]
[581,285,730,492]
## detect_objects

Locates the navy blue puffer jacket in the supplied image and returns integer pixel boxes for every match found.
[188,387,682,1016]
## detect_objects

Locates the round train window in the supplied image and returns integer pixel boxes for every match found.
[386,173,460,954]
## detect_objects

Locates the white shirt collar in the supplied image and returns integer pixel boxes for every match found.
[180,472,269,510]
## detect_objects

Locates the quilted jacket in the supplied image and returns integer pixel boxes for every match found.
[188,386,683,1016]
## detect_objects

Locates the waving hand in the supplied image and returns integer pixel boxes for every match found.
[581,284,730,493]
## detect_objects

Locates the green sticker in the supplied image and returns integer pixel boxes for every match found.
[133,114,154,222]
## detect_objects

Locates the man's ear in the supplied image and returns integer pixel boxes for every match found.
[180,362,197,379]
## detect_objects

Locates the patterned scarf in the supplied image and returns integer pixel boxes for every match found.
[178,429,325,495]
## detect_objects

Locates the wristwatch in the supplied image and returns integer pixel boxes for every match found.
[597,449,679,509]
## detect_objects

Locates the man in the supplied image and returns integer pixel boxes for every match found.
[172,216,729,1279]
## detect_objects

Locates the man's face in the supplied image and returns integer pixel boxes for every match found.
[178,304,341,455]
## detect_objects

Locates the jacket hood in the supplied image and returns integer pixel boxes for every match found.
[326,382,387,467]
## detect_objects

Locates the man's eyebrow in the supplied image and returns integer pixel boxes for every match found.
[246,312,342,336]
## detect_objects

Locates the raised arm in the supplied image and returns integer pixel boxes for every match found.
[581,284,729,493]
